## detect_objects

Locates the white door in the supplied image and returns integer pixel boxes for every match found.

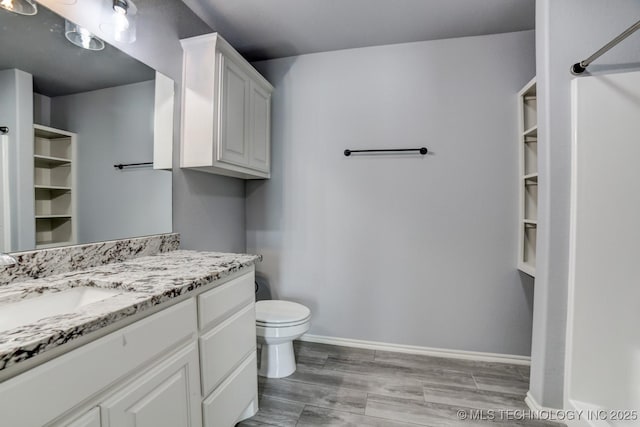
[217,55,250,167]
[0,134,11,252]
[248,82,271,173]
[100,343,202,427]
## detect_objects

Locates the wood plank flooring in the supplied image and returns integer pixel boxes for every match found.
[238,341,563,426]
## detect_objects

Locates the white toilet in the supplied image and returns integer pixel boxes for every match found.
[255,300,311,378]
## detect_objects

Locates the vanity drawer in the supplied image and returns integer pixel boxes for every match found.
[198,271,254,331]
[202,352,257,427]
[199,302,256,396]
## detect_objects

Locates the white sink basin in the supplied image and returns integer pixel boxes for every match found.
[0,287,123,333]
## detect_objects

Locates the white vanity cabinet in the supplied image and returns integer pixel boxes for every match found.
[63,408,101,427]
[0,269,258,427]
[99,342,202,427]
[180,33,273,179]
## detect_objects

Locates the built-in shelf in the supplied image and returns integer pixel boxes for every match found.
[35,240,73,249]
[519,262,536,277]
[34,124,77,249]
[518,78,538,277]
[524,173,538,184]
[34,154,72,167]
[34,185,72,191]
[523,125,538,138]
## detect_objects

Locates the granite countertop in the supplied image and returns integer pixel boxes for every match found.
[0,250,260,372]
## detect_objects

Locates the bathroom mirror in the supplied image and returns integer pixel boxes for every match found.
[0,4,173,252]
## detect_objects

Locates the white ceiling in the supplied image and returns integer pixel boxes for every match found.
[181,0,535,61]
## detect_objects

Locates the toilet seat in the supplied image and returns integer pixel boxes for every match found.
[256,317,310,328]
[256,300,311,327]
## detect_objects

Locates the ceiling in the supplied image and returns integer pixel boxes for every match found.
[0,4,154,97]
[182,0,536,61]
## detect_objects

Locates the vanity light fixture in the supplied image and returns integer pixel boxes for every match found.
[64,20,105,51]
[113,0,128,15]
[100,0,137,43]
[0,0,37,15]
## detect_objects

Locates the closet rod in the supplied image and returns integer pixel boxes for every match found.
[571,18,640,75]
[344,147,428,156]
[114,162,153,170]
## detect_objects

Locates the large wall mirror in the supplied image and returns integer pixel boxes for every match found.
[0,2,174,252]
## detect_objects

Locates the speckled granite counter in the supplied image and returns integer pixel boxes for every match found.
[0,250,260,372]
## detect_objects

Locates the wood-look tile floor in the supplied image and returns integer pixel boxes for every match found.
[238,341,564,427]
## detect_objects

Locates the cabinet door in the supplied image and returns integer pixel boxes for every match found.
[100,343,201,427]
[218,55,251,167]
[249,82,271,173]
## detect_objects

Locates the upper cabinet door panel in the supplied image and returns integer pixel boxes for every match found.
[249,83,271,173]
[218,56,250,167]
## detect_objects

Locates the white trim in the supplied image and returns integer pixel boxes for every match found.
[526,391,554,413]
[0,135,11,252]
[564,77,580,413]
[526,392,589,427]
[299,334,530,365]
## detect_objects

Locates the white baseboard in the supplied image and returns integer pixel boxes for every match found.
[525,392,589,426]
[298,334,530,365]
[525,391,551,412]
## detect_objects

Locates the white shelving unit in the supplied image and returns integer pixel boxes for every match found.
[33,124,77,248]
[518,78,537,277]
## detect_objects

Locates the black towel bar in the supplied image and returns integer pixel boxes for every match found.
[344,147,428,156]
[114,162,153,170]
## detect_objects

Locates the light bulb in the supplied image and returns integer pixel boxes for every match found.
[0,0,14,10]
[113,0,128,15]
[114,12,129,32]
[78,27,93,48]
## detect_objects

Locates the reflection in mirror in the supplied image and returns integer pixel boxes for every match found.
[0,3,173,252]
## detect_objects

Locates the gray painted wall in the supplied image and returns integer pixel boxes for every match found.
[0,69,34,251]
[50,81,172,244]
[247,31,536,355]
[40,0,246,253]
[33,93,51,127]
[531,0,640,409]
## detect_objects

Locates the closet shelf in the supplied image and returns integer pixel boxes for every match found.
[519,262,536,277]
[523,125,538,138]
[36,241,73,249]
[35,215,72,219]
[34,185,72,191]
[34,154,71,167]
[524,173,538,184]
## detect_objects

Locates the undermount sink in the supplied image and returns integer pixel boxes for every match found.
[0,287,123,333]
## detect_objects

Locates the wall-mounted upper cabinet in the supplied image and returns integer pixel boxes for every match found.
[180,33,273,179]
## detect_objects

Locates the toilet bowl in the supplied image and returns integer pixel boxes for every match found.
[255,300,311,378]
